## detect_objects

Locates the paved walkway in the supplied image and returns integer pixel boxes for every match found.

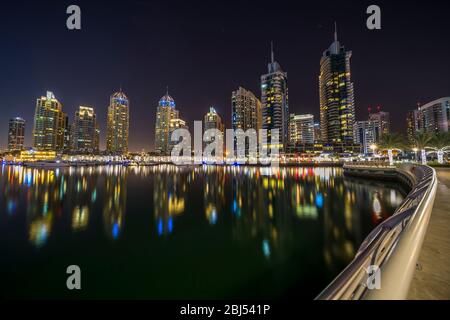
[408,168,450,300]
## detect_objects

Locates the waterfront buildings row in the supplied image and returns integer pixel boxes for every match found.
[406,97,450,144]
[6,90,130,155]
[4,23,446,158]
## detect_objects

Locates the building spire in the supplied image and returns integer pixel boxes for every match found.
[270,41,274,63]
[166,85,169,96]
[334,21,338,42]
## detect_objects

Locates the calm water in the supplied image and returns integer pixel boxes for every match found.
[0,164,406,299]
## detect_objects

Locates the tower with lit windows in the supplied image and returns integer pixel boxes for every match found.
[155,90,182,156]
[106,90,129,154]
[319,24,355,146]
[71,106,99,154]
[32,91,67,151]
[8,117,26,151]
[261,43,289,153]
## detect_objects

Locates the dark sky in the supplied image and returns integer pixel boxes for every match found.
[1,0,449,151]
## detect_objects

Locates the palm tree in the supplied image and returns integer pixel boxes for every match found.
[379,133,405,165]
[412,131,433,164]
[427,132,450,164]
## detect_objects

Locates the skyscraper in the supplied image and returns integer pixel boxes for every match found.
[319,24,355,146]
[231,87,262,156]
[313,121,321,143]
[32,91,66,151]
[71,106,99,154]
[261,43,289,153]
[63,114,70,152]
[106,90,129,154]
[168,118,189,154]
[353,121,376,155]
[8,117,25,151]
[415,97,450,134]
[406,110,420,145]
[155,91,180,156]
[368,109,390,142]
[204,107,225,133]
[231,87,262,133]
[289,114,314,145]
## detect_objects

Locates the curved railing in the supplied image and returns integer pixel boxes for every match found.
[316,163,438,300]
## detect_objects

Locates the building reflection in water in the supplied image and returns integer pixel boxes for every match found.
[0,163,404,275]
[0,165,63,247]
[203,165,225,225]
[103,166,127,240]
[65,166,99,232]
[152,165,188,236]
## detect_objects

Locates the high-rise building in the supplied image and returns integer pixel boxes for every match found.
[313,121,321,143]
[289,114,314,145]
[32,91,66,151]
[63,114,70,152]
[204,107,225,133]
[319,25,355,145]
[368,110,390,142]
[106,90,129,154]
[261,44,289,153]
[8,117,25,151]
[168,118,189,154]
[416,98,450,134]
[155,91,180,156]
[406,110,418,145]
[231,87,262,156]
[231,87,262,133]
[71,106,99,154]
[354,121,376,155]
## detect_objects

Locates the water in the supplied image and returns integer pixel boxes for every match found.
[0,164,405,299]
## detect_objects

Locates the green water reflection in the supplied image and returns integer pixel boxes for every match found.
[0,164,404,299]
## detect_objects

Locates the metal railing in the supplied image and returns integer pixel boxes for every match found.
[316,163,438,300]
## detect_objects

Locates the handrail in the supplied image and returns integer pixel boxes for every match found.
[316,163,438,300]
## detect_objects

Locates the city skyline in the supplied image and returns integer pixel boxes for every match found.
[1,0,450,151]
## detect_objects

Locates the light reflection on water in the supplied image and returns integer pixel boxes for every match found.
[0,164,405,299]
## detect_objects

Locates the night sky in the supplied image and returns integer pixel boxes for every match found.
[1,0,449,151]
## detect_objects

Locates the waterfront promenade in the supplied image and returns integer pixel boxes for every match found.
[408,168,450,300]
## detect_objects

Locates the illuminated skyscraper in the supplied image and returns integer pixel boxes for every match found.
[231,87,262,156]
[32,91,66,151]
[289,114,314,145]
[106,90,129,154]
[319,24,355,145]
[63,114,70,152]
[8,117,25,151]
[368,109,390,142]
[71,106,99,154]
[406,110,420,145]
[204,107,225,133]
[168,118,189,154]
[313,121,321,143]
[155,91,181,156]
[353,121,376,155]
[231,87,261,133]
[261,44,289,152]
[416,97,450,134]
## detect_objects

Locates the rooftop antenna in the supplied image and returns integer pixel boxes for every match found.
[270,41,274,63]
[166,85,169,96]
